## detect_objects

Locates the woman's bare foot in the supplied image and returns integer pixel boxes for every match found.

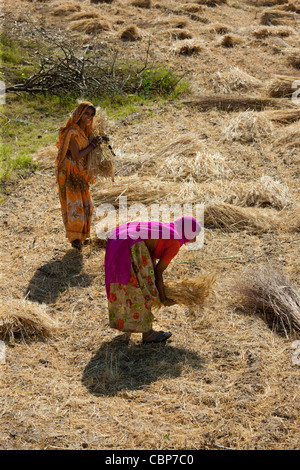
[142,330,172,344]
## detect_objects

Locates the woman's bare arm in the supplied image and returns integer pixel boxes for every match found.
[154,260,176,306]
[69,135,102,161]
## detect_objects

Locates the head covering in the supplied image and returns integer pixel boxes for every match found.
[56,101,96,172]
[104,217,201,298]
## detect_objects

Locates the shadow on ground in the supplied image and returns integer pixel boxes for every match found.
[26,249,95,304]
[82,336,205,396]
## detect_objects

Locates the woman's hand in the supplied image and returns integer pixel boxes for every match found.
[91,135,102,147]
[162,298,176,307]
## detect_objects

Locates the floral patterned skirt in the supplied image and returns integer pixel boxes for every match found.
[108,241,159,333]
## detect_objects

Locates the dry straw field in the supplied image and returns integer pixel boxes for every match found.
[1,0,300,451]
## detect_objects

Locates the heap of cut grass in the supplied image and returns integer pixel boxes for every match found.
[218,34,244,48]
[251,25,294,37]
[120,25,143,41]
[262,108,300,123]
[171,39,204,56]
[0,299,57,342]
[285,48,300,68]
[211,67,262,94]
[233,266,300,338]
[274,121,300,148]
[267,75,300,98]
[260,9,299,26]
[204,202,278,233]
[154,273,217,309]
[221,110,274,143]
[224,176,293,210]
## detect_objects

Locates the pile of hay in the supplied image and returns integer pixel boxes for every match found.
[267,75,300,98]
[169,29,193,40]
[156,151,230,183]
[250,25,294,37]
[0,299,57,342]
[88,111,114,179]
[221,110,274,143]
[275,121,300,148]
[224,176,293,210]
[205,23,231,34]
[211,67,262,94]
[218,34,244,48]
[204,201,277,233]
[151,133,203,160]
[154,273,216,309]
[52,2,82,16]
[120,25,142,41]
[32,144,57,169]
[171,39,204,55]
[260,9,299,26]
[232,266,300,338]
[69,18,110,33]
[262,108,300,124]
[285,48,300,68]
[131,0,151,7]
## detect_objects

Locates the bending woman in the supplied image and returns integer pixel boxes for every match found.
[104,217,201,343]
[56,101,105,250]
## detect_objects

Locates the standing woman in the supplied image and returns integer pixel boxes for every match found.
[56,102,103,250]
[104,217,201,343]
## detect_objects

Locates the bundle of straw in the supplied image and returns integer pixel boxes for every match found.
[154,273,216,309]
[267,75,299,98]
[204,201,277,233]
[0,299,57,342]
[221,110,274,143]
[88,111,114,179]
[233,266,300,338]
[275,121,300,148]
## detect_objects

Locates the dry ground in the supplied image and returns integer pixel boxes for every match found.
[0,0,300,450]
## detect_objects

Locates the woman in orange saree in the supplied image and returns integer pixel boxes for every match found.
[56,102,103,250]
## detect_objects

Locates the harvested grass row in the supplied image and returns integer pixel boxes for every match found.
[204,202,278,233]
[274,121,300,148]
[232,266,300,338]
[171,39,205,56]
[250,25,295,38]
[223,176,293,210]
[131,0,151,7]
[267,75,300,98]
[217,34,244,48]
[68,18,110,33]
[52,1,82,16]
[0,299,57,342]
[156,152,231,183]
[211,67,262,94]
[260,9,299,26]
[183,95,286,111]
[221,110,274,143]
[285,48,300,68]
[153,273,217,309]
[262,108,300,123]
